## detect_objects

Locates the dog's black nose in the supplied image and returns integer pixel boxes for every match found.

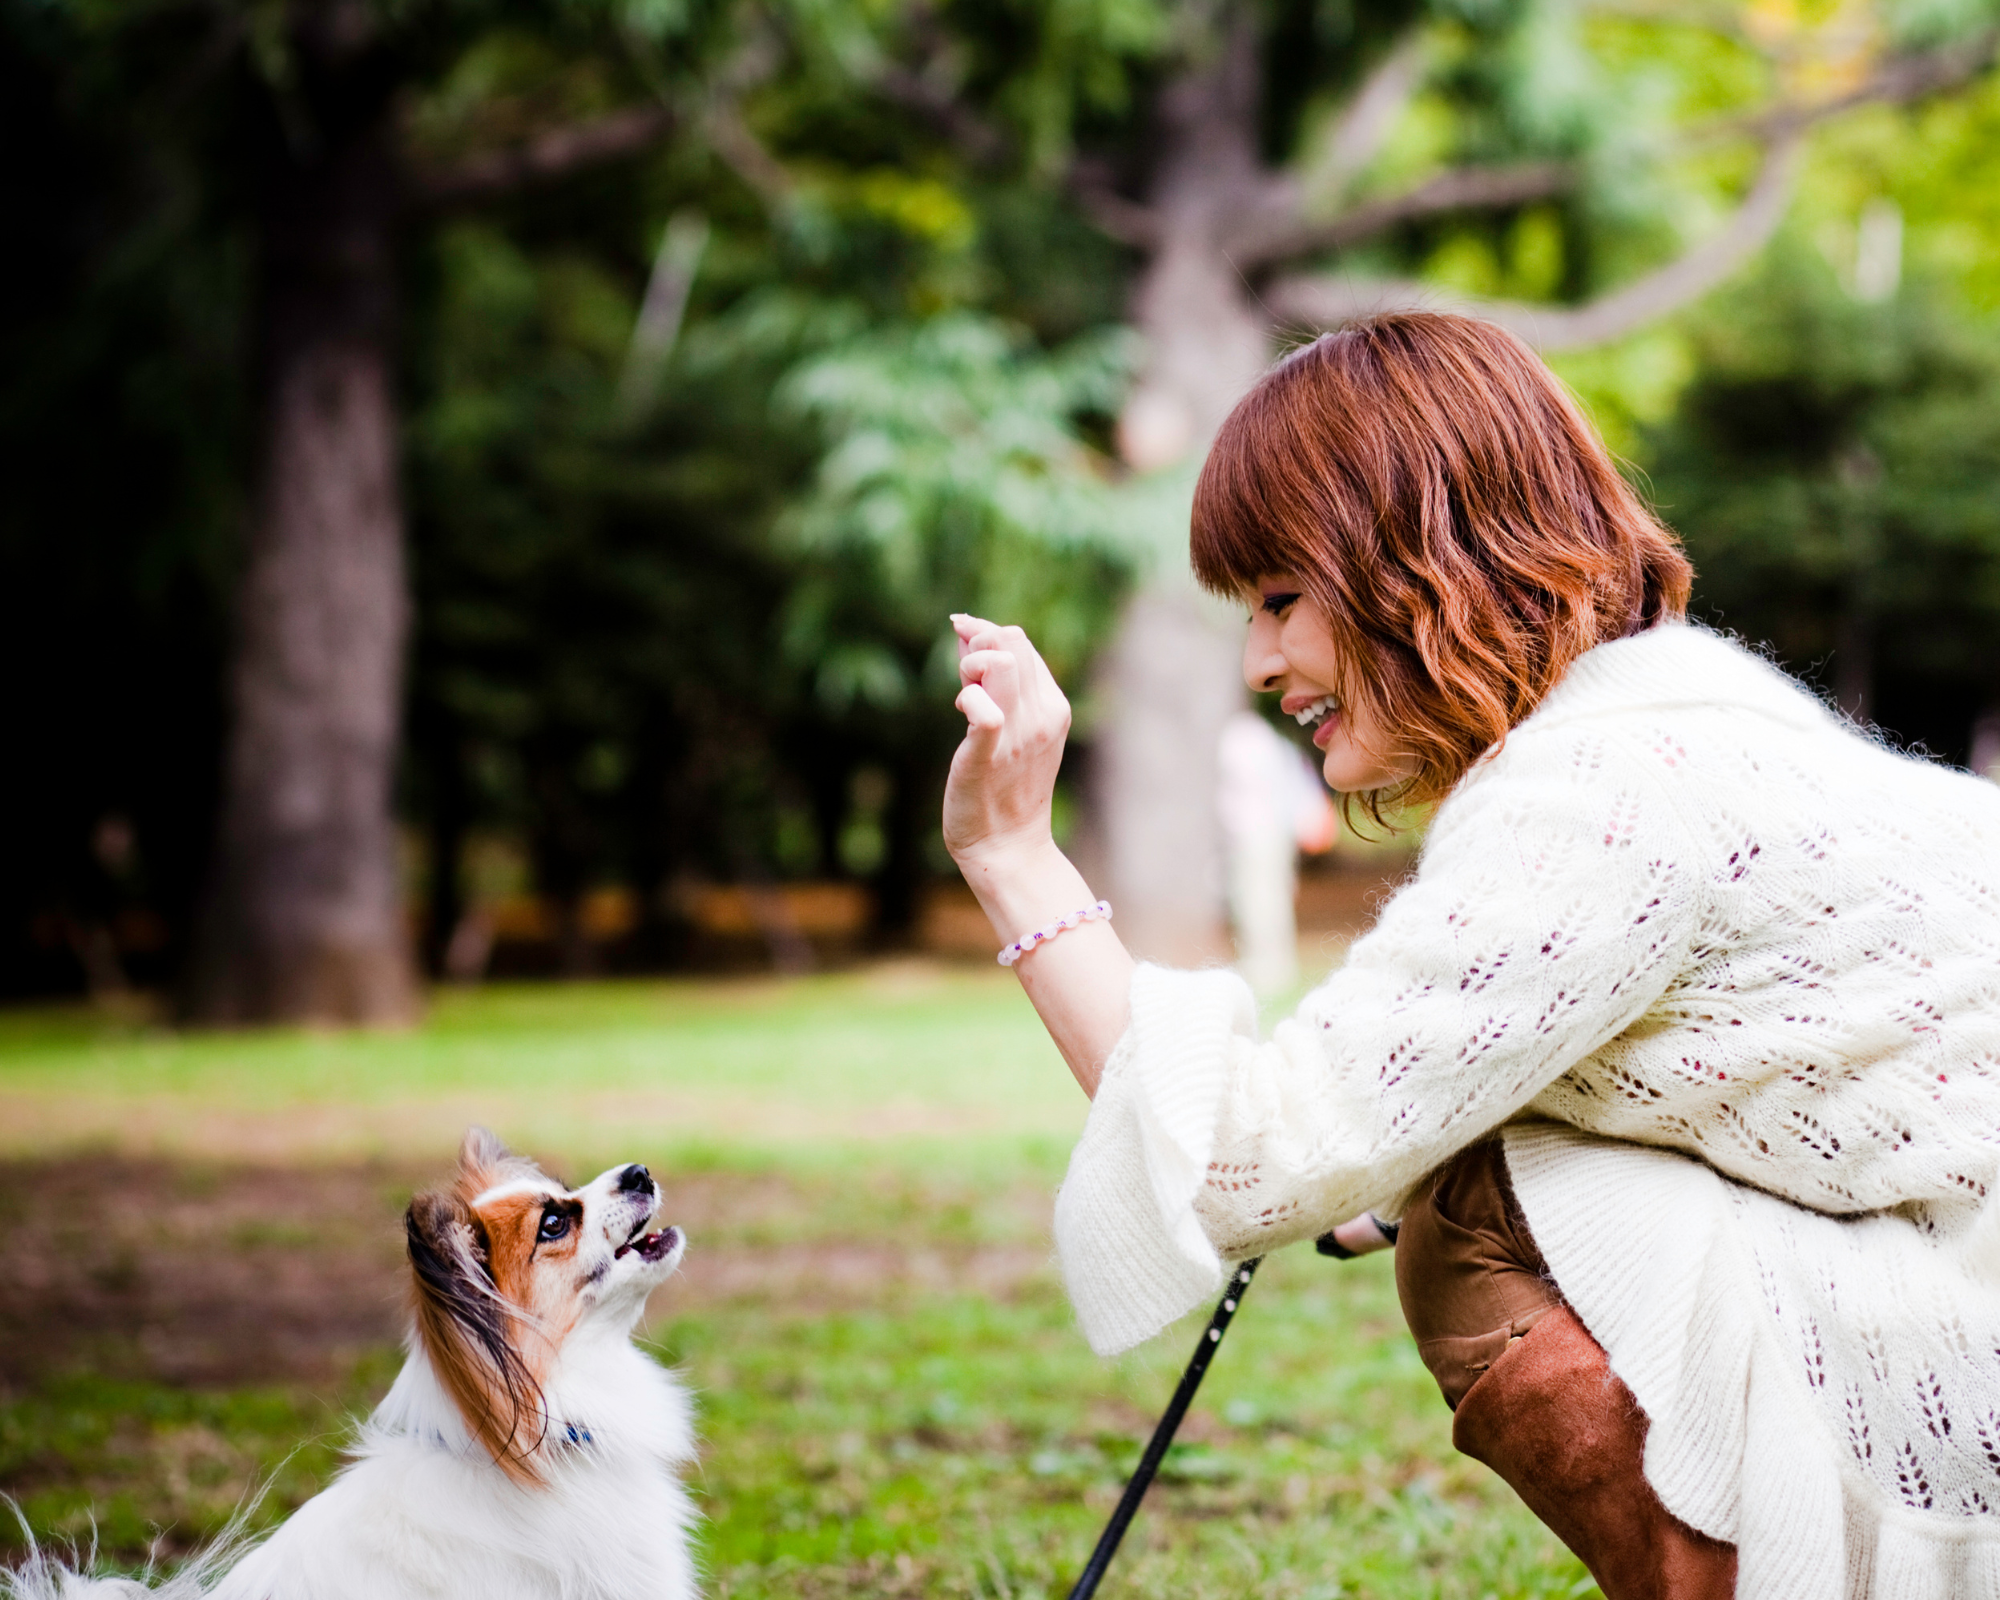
[618,1163,654,1195]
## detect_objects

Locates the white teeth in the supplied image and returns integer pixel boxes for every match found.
[1291,695,1339,726]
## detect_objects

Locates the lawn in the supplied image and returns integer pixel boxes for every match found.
[0,965,1087,1166]
[0,968,1594,1598]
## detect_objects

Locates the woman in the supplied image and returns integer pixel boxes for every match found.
[942,313,2000,1600]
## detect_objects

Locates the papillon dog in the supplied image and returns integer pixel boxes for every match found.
[6,1128,698,1599]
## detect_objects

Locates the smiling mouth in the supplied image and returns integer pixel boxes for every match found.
[1291,693,1339,729]
[615,1222,682,1263]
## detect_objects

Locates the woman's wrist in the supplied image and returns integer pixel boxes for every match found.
[953,836,1096,947]
[959,835,1132,1097]
[946,828,1050,879]
[1316,1213,1398,1259]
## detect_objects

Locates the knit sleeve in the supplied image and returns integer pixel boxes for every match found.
[1053,723,1707,1355]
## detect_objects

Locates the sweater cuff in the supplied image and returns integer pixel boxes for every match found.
[1053,962,1257,1355]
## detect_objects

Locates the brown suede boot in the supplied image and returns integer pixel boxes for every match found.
[1450,1306,1738,1600]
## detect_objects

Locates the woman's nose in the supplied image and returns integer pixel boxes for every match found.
[1242,618,1285,693]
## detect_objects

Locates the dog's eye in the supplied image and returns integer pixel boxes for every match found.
[537,1210,571,1243]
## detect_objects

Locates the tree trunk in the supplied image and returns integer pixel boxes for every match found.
[1091,590,1247,963]
[1834,444,1881,724]
[871,750,933,943]
[421,717,468,979]
[185,75,419,1024]
[1093,9,1275,965]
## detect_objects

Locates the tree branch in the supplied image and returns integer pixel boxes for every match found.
[1069,169,1161,248]
[407,104,675,212]
[1709,25,1998,144]
[872,63,1009,163]
[1302,33,1428,203]
[1264,132,1802,349]
[1241,28,1994,271]
[703,97,793,200]
[1226,32,1431,265]
[1258,28,1997,347]
[1240,159,1574,267]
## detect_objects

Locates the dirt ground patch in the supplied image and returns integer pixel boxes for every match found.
[0,1156,1056,1392]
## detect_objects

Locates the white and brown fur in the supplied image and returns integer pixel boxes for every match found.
[5,1128,698,1600]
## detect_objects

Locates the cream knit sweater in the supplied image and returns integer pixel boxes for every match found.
[1054,624,2000,1598]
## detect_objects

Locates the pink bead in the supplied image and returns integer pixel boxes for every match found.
[997,900,1115,967]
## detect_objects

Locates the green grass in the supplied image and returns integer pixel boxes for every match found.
[0,969,1068,1109]
[0,972,1594,1596]
[1,1362,399,1563]
[681,1246,1593,1599]
[0,967,1086,1166]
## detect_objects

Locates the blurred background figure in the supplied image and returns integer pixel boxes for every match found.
[1217,713,1337,995]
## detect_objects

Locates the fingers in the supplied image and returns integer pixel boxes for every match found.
[951,613,998,661]
[951,615,1060,714]
[944,617,1067,863]
[954,682,1005,770]
[952,613,1041,670]
[955,681,1004,731]
[958,647,1021,704]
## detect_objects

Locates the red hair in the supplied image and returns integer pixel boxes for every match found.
[1191,312,1692,813]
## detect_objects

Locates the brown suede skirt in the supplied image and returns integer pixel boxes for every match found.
[1394,1138,1564,1410]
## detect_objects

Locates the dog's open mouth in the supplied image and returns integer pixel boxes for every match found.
[615,1221,681,1263]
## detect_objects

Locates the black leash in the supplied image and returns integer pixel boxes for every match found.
[1063,1257,1263,1600]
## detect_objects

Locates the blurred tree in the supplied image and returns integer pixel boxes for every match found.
[775,313,1140,929]
[1077,0,1998,958]
[5,0,713,1020]
[2,0,1147,1000]
[0,0,244,1000]
[703,0,2000,958]
[1646,243,2000,755]
[396,102,1144,968]
[9,0,2000,1007]
[400,217,816,975]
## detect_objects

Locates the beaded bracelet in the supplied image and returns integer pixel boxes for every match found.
[997,900,1113,967]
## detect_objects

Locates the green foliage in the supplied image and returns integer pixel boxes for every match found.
[1644,241,2000,753]
[780,313,1139,701]
[393,0,1168,947]
[11,0,2000,993]
[404,213,815,920]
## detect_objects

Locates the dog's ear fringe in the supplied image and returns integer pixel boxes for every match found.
[406,1190,548,1488]
[458,1125,509,1179]
[453,1124,541,1204]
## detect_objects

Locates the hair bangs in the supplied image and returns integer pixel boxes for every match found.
[1192,380,1302,598]
[1185,314,1693,814]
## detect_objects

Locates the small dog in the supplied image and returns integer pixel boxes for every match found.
[7,1128,698,1599]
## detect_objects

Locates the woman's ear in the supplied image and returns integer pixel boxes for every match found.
[405,1188,545,1486]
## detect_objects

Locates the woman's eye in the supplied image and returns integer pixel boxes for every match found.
[1260,592,1301,617]
[538,1211,571,1242]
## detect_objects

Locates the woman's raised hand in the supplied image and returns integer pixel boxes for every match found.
[941,612,1133,1097]
[943,614,1071,870]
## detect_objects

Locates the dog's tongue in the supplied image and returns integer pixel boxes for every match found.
[618,1224,681,1263]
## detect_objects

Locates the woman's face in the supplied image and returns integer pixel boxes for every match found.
[1241,576,1410,794]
